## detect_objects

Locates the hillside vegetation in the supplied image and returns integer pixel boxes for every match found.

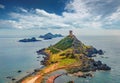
[38,32,110,75]
[44,35,97,68]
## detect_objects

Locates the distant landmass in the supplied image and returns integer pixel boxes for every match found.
[19,37,41,42]
[39,33,63,40]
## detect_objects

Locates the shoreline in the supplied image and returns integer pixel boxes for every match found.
[17,63,66,83]
[17,63,78,83]
[17,50,47,82]
[46,74,63,83]
[16,49,111,83]
[16,49,51,83]
[16,66,45,83]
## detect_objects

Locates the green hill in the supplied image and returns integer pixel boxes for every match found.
[37,31,110,79]
[47,34,98,57]
[54,35,74,50]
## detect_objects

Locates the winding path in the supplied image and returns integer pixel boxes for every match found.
[26,75,40,83]
[21,63,63,83]
[21,63,78,83]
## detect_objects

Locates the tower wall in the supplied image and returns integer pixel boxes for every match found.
[69,30,73,36]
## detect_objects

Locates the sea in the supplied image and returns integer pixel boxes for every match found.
[0,34,120,83]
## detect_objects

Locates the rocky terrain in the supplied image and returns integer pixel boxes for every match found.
[37,31,111,77]
[19,31,111,83]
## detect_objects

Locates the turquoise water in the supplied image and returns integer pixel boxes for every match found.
[0,36,120,83]
[0,37,61,83]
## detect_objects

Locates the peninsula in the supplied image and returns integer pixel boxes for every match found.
[20,31,111,83]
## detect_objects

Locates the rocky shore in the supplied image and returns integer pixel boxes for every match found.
[37,48,111,72]
[72,71,94,78]
[86,47,104,57]
[36,48,50,65]
[36,49,111,80]
[15,47,110,83]
[68,60,111,78]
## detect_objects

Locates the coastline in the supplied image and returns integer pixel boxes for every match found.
[16,34,111,83]
[1,36,119,83]
[46,74,63,83]
[16,59,80,83]
[17,49,110,83]
[18,64,66,83]
[16,67,45,83]
[16,49,51,83]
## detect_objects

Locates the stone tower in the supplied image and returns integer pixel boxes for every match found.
[69,30,73,36]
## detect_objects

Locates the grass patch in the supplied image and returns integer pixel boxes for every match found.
[59,58,77,66]
[54,36,74,50]
[47,47,60,54]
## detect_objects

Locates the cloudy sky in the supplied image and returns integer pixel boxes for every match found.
[0,0,120,35]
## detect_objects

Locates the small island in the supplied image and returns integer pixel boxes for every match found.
[19,37,41,42]
[20,31,111,83]
[39,33,63,40]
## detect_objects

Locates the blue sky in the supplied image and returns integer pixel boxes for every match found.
[0,0,120,35]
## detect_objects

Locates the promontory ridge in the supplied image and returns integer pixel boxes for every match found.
[20,31,111,83]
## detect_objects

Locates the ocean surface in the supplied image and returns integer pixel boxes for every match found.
[0,35,120,83]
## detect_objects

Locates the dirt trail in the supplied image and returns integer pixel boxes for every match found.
[21,63,78,83]
[22,63,60,83]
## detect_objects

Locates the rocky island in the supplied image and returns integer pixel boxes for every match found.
[39,32,63,40]
[19,37,41,42]
[20,31,111,83]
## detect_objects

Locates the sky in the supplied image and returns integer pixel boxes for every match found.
[0,0,120,35]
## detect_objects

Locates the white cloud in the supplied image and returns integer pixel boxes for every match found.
[0,20,19,29]
[0,0,102,30]
[0,0,106,30]
[108,7,120,21]
[5,9,70,29]
[19,8,28,13]
[62,0,103,29]
[64,0,91,18]
[0,0,120,35]
[103,6,120,29]
[0,4,5,9]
